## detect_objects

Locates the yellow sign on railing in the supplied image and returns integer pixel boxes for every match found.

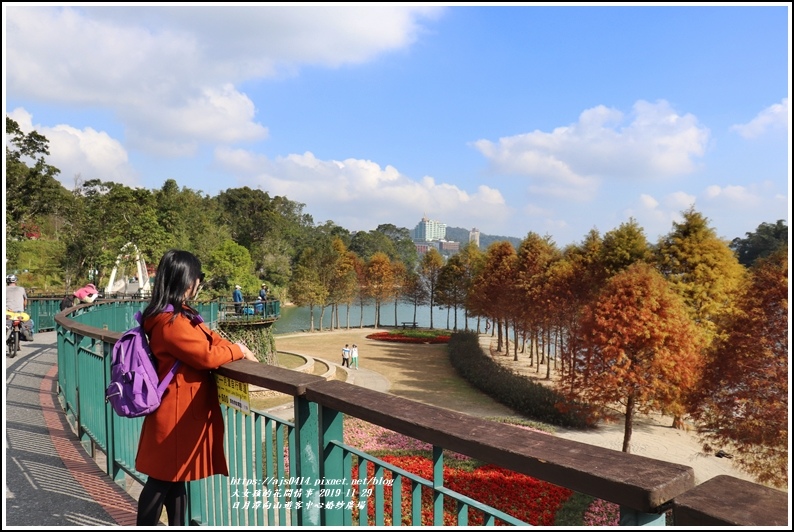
[215,374,251,415]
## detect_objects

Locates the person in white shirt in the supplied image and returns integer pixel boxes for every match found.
[350,344,359,370]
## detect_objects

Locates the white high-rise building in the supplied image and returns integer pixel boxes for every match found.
[469,228,480,247]
[413,216,447,242]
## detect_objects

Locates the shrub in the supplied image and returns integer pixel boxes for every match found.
[448,331,594,429]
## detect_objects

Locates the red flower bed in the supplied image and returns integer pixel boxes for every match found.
[366,332,451,344]
[352,456,572,526]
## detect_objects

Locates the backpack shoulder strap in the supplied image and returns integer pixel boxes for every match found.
[137,309,181,391]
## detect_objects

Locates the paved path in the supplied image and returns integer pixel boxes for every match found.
[4,331,138,527]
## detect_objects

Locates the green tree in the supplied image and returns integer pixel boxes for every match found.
[729,219,788,267]
[349,229,397,262]
[655,207,746,348]
[599,218,652,276]
[205,239,256,297]
[5,117,67,239]
[375,223,419,270]
[562,263,705,453]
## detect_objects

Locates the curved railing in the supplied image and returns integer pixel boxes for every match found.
[49,300,786,527]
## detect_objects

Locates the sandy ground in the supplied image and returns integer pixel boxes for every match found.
[274,328,758,487]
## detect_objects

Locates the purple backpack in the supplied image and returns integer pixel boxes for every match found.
[105,308,181,418]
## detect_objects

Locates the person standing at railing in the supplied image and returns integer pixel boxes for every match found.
[259,283,268,301]
[135,250,258,526]
[232,284,243,314]
[60,283,99,311]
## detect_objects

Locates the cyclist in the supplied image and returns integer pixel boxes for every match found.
[6,274,34,341]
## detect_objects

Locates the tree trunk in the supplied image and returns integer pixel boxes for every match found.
[622,394,635,453]
[513,324,519,361]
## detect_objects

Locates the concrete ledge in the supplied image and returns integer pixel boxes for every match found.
[673,475,789,526]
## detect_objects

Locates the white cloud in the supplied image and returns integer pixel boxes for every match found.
[664,191,696,210]
[702,184,761,207]
[5,5,441,156]
[214,148,509,232]
[8,108,138,189]
[730,98,790,139]
[638,193,659,210]
[473,99,710,201]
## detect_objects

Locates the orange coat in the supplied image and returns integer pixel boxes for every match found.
[135,308,244,482]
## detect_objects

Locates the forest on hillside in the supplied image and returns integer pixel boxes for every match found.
[5,116,789,489]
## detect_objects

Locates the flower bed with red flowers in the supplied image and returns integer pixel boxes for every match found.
[366,331,451,344]
[351,456,572,526]
[343,417,573,526]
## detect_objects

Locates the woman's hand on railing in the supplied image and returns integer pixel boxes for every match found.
[236,343,259,362]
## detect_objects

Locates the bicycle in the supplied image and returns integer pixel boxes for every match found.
[6,309,29,358]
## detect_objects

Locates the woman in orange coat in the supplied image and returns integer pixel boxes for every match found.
[136,250,258,526]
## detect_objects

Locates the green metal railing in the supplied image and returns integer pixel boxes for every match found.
[26,297,62,332]
[52,301,549,526]
[49,300,783,527]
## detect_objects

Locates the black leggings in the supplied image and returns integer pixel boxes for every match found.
[137,477,187,526]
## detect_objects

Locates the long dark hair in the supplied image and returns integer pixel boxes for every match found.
[142,249,203,323]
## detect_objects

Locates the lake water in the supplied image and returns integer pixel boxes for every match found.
[272,302,484,334]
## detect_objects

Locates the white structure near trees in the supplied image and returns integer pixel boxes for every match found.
[105,242,151,296]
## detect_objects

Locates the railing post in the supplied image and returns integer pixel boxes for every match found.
[619,506,666,526]
[433,445,444,526]
[103,340,124,486]
[294,395,321,526]
[320,405,345,526]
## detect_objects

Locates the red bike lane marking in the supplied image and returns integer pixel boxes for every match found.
[39,364,138,525]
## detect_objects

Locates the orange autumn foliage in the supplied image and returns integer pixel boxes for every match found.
[688,248,788,488]
[560,262,706,453]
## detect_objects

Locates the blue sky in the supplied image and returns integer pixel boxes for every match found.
[4,4,791,248]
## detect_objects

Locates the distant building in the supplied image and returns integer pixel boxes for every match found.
[439,241,460,253]
[414,243,433,255]
[413,216,447,242]
[469,228,480,247]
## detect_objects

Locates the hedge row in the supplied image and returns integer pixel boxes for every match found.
[448,331,593,429]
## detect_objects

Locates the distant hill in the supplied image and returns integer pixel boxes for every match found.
[445,227,522,250]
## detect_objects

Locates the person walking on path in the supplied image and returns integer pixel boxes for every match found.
[135,250,258,526]
[341,344,351,368]
[350,344,359,370]
[232,284,243,314]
